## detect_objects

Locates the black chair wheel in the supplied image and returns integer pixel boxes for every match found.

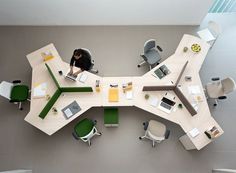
[139,137,142,140]
[137,65,141,68]
[99,132,102,135]
[213,104,217,106]
[20,108,23,110]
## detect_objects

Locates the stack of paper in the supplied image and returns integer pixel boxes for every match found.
[33,83,47,98]
[108,88,119,102]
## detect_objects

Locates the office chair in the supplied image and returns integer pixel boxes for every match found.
[72,118,102,146]
[197,21,222,48]
[139,120,170,147]
[205,77,236,106]
[0,80,30,110]
[81,48,99,74]
[138,39,163,70]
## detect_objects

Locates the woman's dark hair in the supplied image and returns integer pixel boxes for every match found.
[73,49,83,56]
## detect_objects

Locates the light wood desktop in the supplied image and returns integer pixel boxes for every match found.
[25,34,223,150]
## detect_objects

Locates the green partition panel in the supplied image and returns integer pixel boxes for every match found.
[60,87,93,92]
[45,63,60,89]
[39,89,62,119]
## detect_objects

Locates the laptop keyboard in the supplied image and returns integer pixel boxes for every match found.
[160,102,172,110]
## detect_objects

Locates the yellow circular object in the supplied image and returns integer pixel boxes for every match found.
[191,44,201,53]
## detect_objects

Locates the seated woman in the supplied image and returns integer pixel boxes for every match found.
[69,49,92,77]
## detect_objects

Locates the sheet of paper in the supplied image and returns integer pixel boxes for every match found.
[126,90,133,100]
[188,85,201,95]
[79,73,88,83]
[64,108,73,118]
[149,96,158,107]
[33,83,47,97]
[189,128,200,138]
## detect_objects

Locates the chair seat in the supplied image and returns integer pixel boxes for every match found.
[74,118,94,137]
[144,49,161,65]
[147,120,166,138]
[206,83,225,98]
[10,85,29,102]
[104,108,119,126]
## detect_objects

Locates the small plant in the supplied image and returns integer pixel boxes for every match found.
[145,94,150,100]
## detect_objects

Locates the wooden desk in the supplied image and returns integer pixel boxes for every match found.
[25,34,223,150]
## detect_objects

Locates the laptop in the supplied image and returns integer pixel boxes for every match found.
[158,97,176,114]
[65,74,77,82]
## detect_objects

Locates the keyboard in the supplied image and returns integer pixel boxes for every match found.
[65,75,77,81]
[160,102,172,110]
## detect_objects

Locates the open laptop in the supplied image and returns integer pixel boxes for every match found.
[158,96,176,114]
[65,74,77,82]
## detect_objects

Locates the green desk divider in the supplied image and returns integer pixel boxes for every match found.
[39,89,62,119]
[60,87,93,92]
[45,63,60,89]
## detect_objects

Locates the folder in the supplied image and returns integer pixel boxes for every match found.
[109,88,119,102]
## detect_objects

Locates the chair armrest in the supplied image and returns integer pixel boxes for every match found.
[165,129,170,139]
[12,80,21,84]
[218,96,227,100]
[156,45,163,52]
[143,121,149,130]
[211,77,220,81]
[140,54,147,61]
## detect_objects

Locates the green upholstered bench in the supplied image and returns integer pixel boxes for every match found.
[104,108,119,127]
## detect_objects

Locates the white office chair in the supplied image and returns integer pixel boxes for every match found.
[138,39,163,70]
[81,48,99,74]
[197,21,222,48]
[205,77,236,106]
[139,120,170,147]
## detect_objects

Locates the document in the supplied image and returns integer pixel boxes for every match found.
[64,108,73,118]
[126,90,133,100]
[149,96,158,107]
[79,73,88,83]
[189,128,200,138]
[33,83,47,98]
[188,85,201,95]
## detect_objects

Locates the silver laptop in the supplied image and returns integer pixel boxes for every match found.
[158,96,176,114]
[65,74,77,82]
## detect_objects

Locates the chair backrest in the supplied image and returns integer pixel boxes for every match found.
[208,21,222,36]
[221,77,236,94]
[0,81,13,100]
[144,39,156,53]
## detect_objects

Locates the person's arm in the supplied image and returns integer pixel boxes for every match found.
[69,57,75,75]
[73,68,82,77]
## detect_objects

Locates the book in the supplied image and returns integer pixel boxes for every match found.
[189,128,200,138]
[154,65,171,79]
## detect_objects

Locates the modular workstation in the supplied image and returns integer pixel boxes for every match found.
[24,34,223,150]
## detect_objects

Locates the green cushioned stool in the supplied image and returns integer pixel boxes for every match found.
[104,108,119,127]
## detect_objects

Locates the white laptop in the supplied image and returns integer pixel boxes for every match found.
[65,74,77,81]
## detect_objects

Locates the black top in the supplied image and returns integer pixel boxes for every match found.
[70,49,92,71]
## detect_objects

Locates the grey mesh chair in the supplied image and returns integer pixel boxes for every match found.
[205,77,236,106]
[139,120,170,147]
[138,39,163,70]
[81,48,98,74]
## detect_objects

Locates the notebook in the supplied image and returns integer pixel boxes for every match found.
[109,88,119,102]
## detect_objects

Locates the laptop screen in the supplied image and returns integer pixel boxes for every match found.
[161,97,176,106]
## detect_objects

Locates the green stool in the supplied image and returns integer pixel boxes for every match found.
[104,108,119,127]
